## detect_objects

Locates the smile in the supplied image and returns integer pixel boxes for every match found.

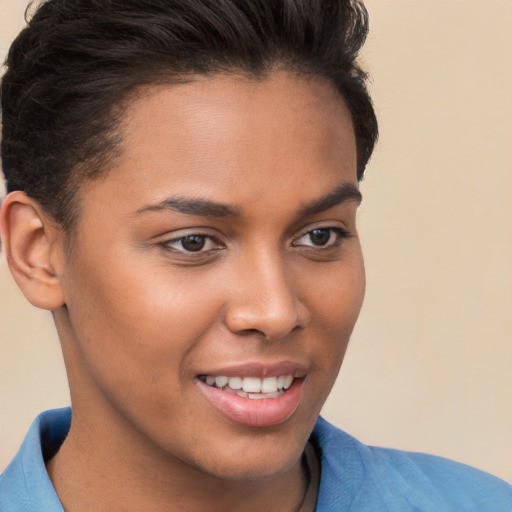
[197,367,305,427]
[200,375,294,399]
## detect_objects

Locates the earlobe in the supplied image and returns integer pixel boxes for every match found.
[0,191,65,310]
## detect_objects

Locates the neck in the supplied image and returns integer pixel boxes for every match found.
[46,413,312,512]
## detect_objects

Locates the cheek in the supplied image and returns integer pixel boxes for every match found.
[291,254,364,423]
[306,250,365,372]
[308,246,365,319]
[62,254,226,397]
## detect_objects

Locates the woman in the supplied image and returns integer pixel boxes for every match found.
[0,1,510,510]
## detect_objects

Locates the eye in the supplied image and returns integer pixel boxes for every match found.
[160,234,223,253]
[293,227,350,248]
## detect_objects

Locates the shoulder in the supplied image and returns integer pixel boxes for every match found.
[0,408,70,512]
[312,416,512,512]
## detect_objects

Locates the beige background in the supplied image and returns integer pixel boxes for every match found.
[1,0,511,481]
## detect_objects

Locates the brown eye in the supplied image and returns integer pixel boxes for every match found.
[309,229,331,246]
[180,235,206,252]
[293,227,350,249]
[160,233,223,254]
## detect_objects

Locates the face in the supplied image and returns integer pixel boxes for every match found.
[55,71,365,481]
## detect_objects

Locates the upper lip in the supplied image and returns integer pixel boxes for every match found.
[198,361,307,378]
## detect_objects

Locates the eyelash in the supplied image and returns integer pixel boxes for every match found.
[292,227,351,249]
[159,227,351,255]
[159,233,224,254]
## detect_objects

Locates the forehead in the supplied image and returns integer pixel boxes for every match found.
[76,71,357,222]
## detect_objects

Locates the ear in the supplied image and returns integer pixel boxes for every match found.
[0,191,65,310]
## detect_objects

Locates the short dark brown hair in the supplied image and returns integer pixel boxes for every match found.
[1,0,378,231]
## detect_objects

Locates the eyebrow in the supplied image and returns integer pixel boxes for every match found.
[299,183,362,216]
[136,196,241,217]
[136,182,361,218]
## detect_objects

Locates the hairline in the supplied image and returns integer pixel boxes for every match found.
[60,65,360,254]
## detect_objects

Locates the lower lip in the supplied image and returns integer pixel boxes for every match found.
[197,378,304,427]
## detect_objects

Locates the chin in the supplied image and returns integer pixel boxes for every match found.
[199,449,302,483]
[173,423,310,483]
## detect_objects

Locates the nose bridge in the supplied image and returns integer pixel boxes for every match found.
[225,245,303,340]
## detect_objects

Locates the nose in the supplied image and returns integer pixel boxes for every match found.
[225,251,308,341]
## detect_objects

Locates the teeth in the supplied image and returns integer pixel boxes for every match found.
[248,393,268,400]
[248,391,281,399]
[261,377,278,393]
[228,376,242,389]
[283,375,294,390]
[203,374,295,394]
[242,377,262,393]
[215,376,228,388]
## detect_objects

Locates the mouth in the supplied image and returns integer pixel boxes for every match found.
[198,374,295,400]
[196,365,306,427]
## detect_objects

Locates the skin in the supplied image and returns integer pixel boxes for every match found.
[1,70,365,511]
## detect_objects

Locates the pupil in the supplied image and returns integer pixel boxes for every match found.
[181,235,206,252]
[310,229,330,246]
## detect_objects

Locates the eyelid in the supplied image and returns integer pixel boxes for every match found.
[291,225,352,248]
[155,223,352,255]
[293,221,351,239]
[158,229,225,254]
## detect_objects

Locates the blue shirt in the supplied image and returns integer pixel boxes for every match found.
[1,408,511,511]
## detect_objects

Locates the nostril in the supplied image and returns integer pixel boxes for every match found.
[239,328,267,337]
[225,310,303,341]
